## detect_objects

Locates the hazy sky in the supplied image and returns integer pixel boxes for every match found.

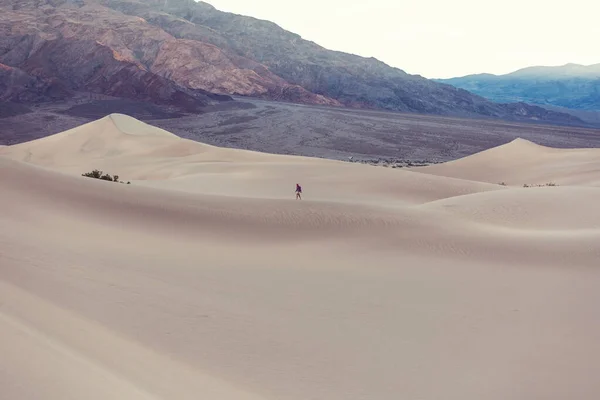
[204,0,600,78]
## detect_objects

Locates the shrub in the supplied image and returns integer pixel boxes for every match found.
[82,170,129,185]
[82,169,103,179]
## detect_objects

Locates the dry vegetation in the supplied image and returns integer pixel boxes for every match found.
[498,181,559,187]
[523,183,558,187]
[82,169,130,184]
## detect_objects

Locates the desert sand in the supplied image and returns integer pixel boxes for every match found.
[1,114,600,400]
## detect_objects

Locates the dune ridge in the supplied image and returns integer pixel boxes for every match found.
[2,115,600,400]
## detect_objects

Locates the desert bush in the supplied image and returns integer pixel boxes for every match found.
[82,170,129,184]
[82,169,103,179]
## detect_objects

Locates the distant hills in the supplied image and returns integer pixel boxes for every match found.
[437,63,600,111]
[0,0,590,127]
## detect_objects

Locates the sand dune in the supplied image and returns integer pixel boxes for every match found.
[0,114,500,204]
[420,138,600,186]
[2,114,600,400]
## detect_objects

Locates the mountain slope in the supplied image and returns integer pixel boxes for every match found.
[0,1,232,112]
[0,63,71,103]
[0,62,71,117]
[0,0,338,108]
[437,64,600,111]
[97,0,585,123]
[0,0,588,125]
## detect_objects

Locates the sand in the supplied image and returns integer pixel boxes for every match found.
[420,137,600,186]
[2,114,600,400]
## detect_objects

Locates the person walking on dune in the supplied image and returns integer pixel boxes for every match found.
[295,183,302,200]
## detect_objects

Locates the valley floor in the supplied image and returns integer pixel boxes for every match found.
[3,97,600,162]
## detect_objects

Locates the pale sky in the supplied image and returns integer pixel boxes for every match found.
[204,0,600,79]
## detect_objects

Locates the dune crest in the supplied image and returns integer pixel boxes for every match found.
[2,116,600,400]
[108,113,179,138]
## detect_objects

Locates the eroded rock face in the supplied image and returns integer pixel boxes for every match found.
[0,2,229,110]
[0,0,339,108]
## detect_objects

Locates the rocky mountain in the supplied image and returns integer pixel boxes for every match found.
[0,0,336,109]
[0,0,589,126]
[437,64,600,111]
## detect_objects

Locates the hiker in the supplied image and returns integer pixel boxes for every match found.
[295,183,302,200]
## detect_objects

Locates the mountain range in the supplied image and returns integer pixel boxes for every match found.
[437,63,600,111]
[0,0,589,127]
